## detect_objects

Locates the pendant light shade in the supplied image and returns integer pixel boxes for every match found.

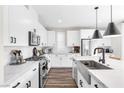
[104,22,120,36]
[104,5,120,36]
[92,29,102,39]
[92,7,102,39]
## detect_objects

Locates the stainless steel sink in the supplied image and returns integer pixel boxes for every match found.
[80,60,112,70]
[77,60,112,84]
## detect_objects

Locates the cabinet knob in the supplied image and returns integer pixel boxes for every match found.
[94,84,98,88]
[26,81,31,88]
[33,68,36,71]
[14,37,16,44]
[28,81,31,87]
[10,37,13,43]
[26,83,29,88]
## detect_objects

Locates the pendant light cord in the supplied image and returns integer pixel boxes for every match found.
[96,8,97,29]
[111,5,112,22]
[95,7,98,30]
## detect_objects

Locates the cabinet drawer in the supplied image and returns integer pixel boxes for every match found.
[10,63,39,88]
[77,70,89,88]
[91,76,106,88]
[10,78,26,88]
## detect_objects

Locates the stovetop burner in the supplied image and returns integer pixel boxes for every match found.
[25,56,46,61]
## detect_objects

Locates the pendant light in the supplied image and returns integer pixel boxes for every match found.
[92,7,102,39]
[104,5,120,36]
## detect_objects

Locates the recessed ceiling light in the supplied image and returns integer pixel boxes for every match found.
[58,19,62,23]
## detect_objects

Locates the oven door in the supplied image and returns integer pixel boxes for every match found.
[39,63,48,88]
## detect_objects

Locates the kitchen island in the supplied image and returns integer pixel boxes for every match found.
[73,55,124,88]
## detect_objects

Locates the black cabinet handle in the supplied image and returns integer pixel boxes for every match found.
[12,82,20,88]
[28,81,31,87]
[80,80,83,87]
[26,83,29,88]
[26,81,31,88]
[10,37,13,43]
[14,37,16,44]
[94,84,98,88]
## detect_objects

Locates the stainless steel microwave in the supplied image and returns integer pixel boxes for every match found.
[28,31,40,46]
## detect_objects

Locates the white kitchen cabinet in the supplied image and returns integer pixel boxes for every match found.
[59,55,70,67]
[65,54,74,67]
[37,23,48,46]
[77,70,89,88]
[51,54,61,67]
[10,63,39,88]
[80,29,94,39]
[2,6,47,46]
[28,65,39,88]
[51,54,73,68]
[3,6,33,46]
[9,76,26,88]
[67,31,80,46]
[47,31,56,46]
[40,26,47,46]
[90,75,106,88]
[72,60,78,85]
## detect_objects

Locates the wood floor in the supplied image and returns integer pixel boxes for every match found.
[44,68,77,88]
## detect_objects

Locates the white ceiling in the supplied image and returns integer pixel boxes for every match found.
[32,5,124,30]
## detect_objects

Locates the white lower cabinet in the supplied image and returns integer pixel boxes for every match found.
[10,64,39,88]
[91,75,106,88]
[77,70,89,88]
[51,54,73,68]
[10,78,27,88]
[28,66,39,88]
[51,54,60,67]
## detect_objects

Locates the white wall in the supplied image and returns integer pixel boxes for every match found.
[91,37,111,55]
[28,6,39,22]
[111,36,121,57]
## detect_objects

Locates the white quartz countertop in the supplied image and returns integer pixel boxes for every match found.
[73,55,124,88]
[3,61,39,86]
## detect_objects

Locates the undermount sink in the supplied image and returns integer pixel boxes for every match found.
[80,60,112,70]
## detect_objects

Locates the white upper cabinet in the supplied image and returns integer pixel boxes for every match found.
[37,24,48,46]
[80,29,94,39]
[47,31,56,46]
[67,31,80,46]
[2,6,47,46]
[3,6,32,46]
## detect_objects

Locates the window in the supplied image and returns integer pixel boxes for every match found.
[56,31,66,52]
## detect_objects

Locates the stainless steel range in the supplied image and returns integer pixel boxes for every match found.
[39,56,49,88]
[25,55,49,88]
